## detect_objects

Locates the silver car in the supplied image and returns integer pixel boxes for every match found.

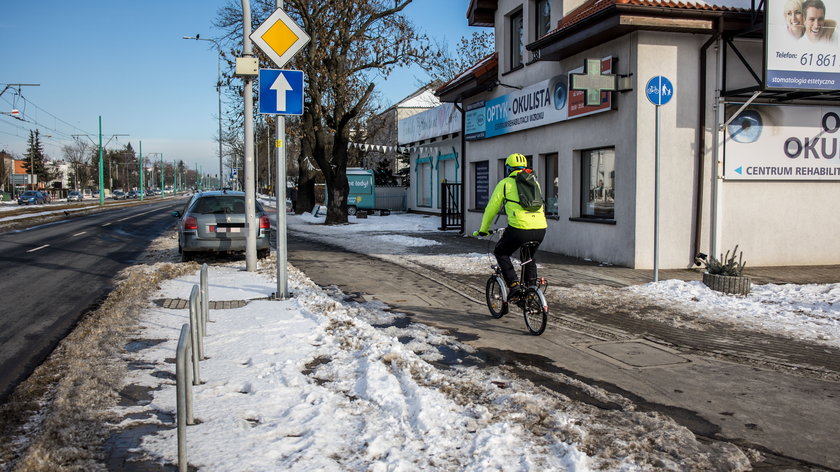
[172,190,271,262]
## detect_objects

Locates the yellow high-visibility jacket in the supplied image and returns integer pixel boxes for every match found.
[479,169,548,232]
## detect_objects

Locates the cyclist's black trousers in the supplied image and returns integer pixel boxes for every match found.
[494,226,546,287]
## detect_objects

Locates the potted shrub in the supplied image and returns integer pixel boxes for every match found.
[701,245,751,295]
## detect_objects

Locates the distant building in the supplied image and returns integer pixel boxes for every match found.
[359,88,441,177]
[398,102,462,218]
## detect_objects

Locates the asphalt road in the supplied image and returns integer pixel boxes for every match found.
[0,199,185,402]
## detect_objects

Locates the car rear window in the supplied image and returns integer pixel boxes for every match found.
[190,196,252,214]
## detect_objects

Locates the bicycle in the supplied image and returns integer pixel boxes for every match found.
[482,229,549,335]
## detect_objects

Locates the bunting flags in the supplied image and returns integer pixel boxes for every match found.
[345,141,444,154]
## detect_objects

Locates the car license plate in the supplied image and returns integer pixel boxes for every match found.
[208,225,240,233]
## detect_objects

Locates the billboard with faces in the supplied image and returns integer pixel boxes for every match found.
[724,104,840,180]
[766,0,840,90]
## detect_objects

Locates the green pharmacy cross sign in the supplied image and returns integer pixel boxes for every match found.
[571,58,618,106]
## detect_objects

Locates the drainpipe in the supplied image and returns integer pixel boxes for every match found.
[456,98,467,235]
[694,27,721,265]
[709,30,725,261]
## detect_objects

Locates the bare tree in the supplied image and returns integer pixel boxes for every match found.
[216,0,432,224]
[63,139,92,189]
[426,30,495,84]
[0,150,13,193]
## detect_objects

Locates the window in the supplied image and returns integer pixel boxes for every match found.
[474,161,490,209]
[580,148,615,219]
[415,157,433,207]
[498,154,532,180]
[510,9,524,69]
[535,0,551,39]
[541,153,558,216]
[419,161,432,207]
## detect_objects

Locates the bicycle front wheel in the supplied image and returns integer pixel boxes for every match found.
[522,287,548,335]
[485,276,508,318]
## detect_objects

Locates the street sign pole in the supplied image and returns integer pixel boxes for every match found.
[276,110,288,298]
[645,76,674,282]
[250,0,309,297]
[654,103,661,282]
[276,0,288,299]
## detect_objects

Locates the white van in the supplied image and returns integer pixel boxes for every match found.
[82,189,93,199]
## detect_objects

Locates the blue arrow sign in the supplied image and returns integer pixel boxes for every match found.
[645,76,674,106]
[259,69,304,115]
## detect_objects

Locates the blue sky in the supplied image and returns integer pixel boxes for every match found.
[0,0,481,178]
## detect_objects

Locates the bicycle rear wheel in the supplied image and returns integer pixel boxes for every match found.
[522,287,548,335]
[485,276,508,318]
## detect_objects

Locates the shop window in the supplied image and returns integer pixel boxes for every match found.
[541,153,558,216]
[580,148,615,220]
[474,161,490,209]
[510,9,524,69]
[415,158,432,207]
[534,0,551,39]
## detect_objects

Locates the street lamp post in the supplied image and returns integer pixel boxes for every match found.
[183,34,224,190]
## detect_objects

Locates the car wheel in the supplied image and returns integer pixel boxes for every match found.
[347,206,357,216]
[181,250,193,262]
[258,248,269,259]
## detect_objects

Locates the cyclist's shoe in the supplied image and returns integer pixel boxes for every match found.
[507,282,525,303]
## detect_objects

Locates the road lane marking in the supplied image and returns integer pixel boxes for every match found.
[117,208,160,222]
[73,231,87,237]
[102,222,111,227]
[27,244,50,253]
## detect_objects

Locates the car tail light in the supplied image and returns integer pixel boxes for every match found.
[184,216,198,230]
[259,215,270,229]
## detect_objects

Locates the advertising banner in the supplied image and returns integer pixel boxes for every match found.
[465,101,486,141]
[466,57,613,140]
[766,0,840,90]
[724,104,840,180]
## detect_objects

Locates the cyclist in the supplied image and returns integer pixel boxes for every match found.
[473,153,547,296]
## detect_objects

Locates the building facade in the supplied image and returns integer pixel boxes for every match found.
[398,102,462,214]
[437,0,840,269]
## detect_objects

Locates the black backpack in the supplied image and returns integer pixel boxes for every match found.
[507,170,544,211]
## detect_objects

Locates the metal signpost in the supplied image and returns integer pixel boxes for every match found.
[645,75,674,282]
[251,1,309,299]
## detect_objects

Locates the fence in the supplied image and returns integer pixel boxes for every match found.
[374,186,407,211]
[175,263,209,472]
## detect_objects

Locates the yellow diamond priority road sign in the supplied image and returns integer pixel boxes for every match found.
[250,8,310,68]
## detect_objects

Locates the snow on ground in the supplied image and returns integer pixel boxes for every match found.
[628,280,840,348]
[287,211,492,275]
[119,261,749,471]
[286,210,840,347]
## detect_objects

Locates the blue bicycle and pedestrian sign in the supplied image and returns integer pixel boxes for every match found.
[259,69,304,115]
[645,75,675,283]
[645,76,674,106]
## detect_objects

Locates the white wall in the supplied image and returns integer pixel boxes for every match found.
[632,32,708,269]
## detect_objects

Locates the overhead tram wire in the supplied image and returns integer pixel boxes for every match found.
[1,90,95,143]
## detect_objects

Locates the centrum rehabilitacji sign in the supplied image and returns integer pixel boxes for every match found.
[250,8,310,68]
